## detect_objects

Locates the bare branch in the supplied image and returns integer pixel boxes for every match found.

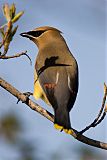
[0,77,107,150]
[0,51,32,65]
[0,21,12,53]
[80,84,107,134]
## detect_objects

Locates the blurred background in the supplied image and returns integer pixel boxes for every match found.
[0,0,107,159]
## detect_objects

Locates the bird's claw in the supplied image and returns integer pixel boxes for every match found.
[17,92,33,104]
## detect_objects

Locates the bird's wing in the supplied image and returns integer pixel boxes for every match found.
[36,55,78,129]
[35,55,78,110]
[38,65,77,111]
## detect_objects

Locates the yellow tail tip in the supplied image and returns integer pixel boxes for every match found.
[63,129,73,134]
[64,129,77,137]
[54,124,63,131]
[54,124,76,137]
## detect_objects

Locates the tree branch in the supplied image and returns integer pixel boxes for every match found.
[0,51,32,65]
[0,21,12,50]
[80,84,107,134]
[0,77,107,150]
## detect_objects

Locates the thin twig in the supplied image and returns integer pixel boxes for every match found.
[0,51,32,65]
[0,23,7,31]
[0,29,9,49]
[0,77,107,150]
[0,21,12,51]
[80,84,107,134]
[95,84,107,121]
[94,112,106,126]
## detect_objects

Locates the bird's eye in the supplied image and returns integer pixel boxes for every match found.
[27,30,45,37]
[35,31,45,37]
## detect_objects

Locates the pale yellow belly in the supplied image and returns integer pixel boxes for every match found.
[33,70,50,106]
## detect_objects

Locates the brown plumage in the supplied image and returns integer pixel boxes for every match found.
[21,26,78,132]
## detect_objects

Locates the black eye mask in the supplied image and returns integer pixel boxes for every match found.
[27,30,45,37]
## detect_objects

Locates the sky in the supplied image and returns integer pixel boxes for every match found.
[0,0,107,159]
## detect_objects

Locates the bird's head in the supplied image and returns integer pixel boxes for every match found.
[20,26,62,49]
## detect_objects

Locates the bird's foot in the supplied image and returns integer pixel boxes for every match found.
[17,92,33,104]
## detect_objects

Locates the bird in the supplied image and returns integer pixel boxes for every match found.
[20,26,79,134]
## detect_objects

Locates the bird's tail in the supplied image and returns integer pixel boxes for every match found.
[54,107,71,131]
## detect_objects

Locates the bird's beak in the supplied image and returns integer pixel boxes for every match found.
[20,31,35,39]
[20,32,31,38]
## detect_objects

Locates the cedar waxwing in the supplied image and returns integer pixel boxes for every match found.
[20,26,78,133]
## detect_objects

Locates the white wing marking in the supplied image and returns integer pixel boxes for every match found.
[55,72,59,84]
[68,75,71,91]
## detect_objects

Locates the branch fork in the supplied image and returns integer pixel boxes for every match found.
[0,77,107,150]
